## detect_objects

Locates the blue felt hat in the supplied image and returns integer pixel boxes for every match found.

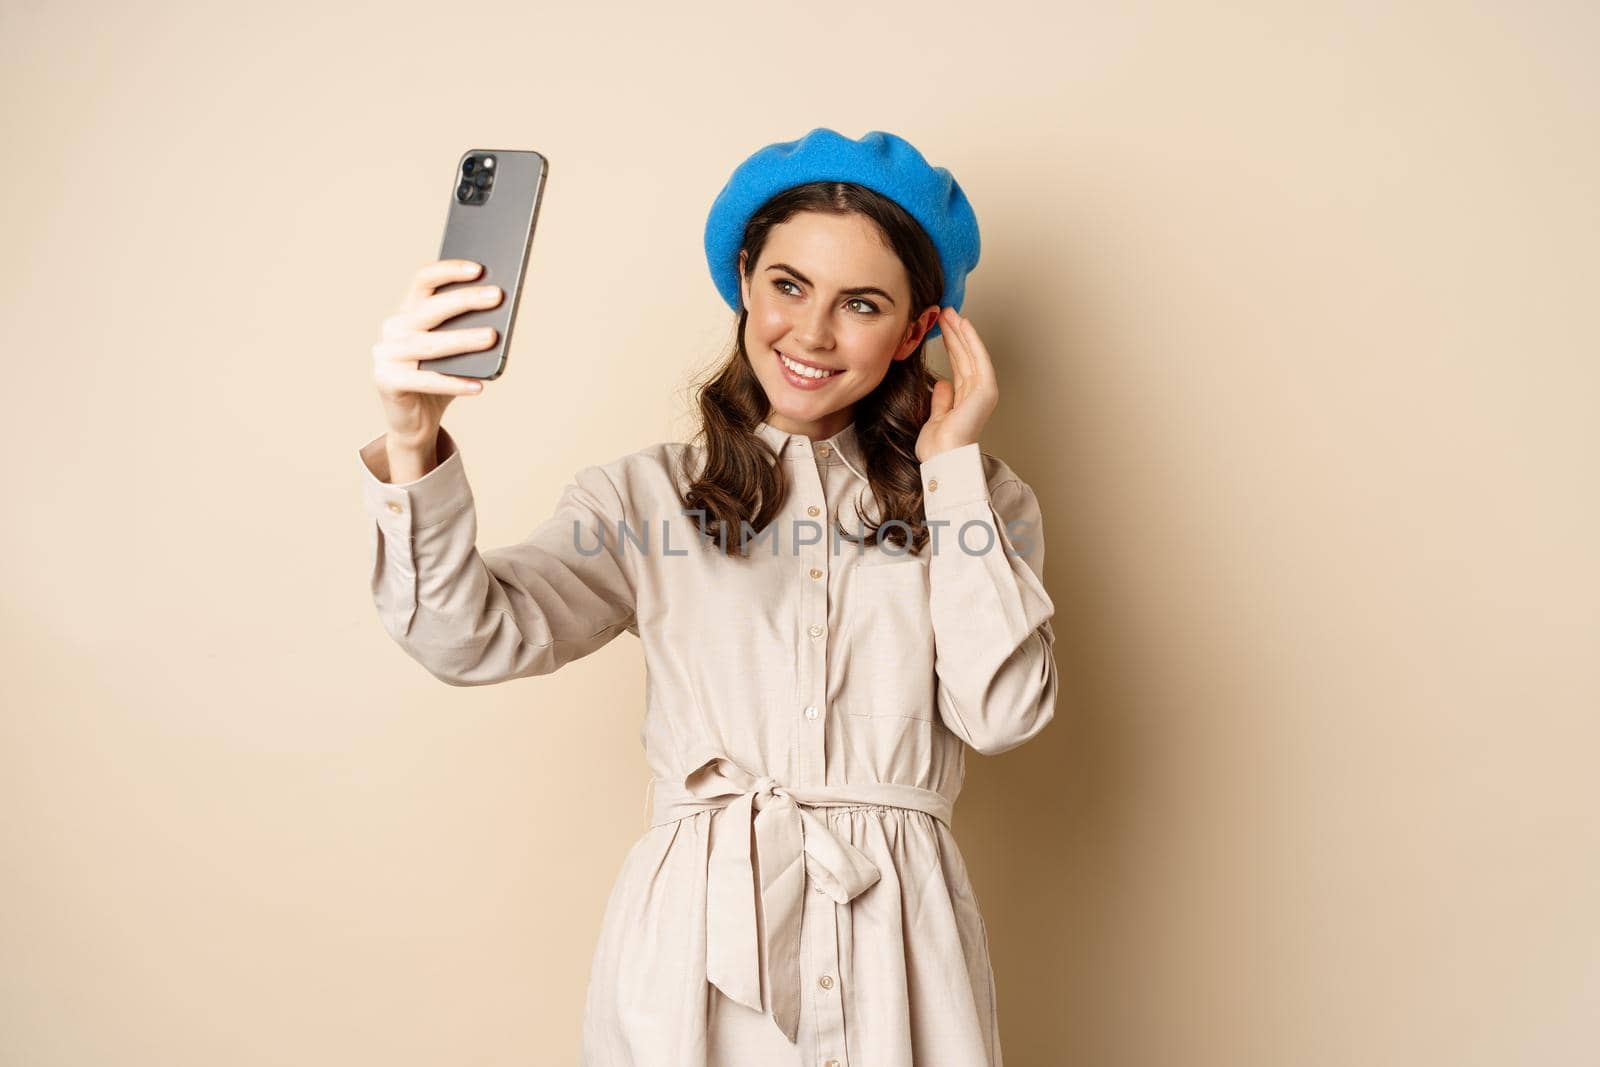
[704,127,980,342]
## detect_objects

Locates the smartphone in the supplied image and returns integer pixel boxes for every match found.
[423,148,548,380]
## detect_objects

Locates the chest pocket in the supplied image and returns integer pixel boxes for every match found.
[843,559,937,720]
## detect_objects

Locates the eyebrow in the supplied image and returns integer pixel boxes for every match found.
[765,263,897,307]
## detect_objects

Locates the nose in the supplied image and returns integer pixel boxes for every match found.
[788,302,834,352]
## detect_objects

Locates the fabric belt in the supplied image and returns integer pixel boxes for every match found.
[648,754,955,1044]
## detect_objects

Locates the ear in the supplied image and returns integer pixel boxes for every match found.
[893,305,943,361]
[738,249,749,311]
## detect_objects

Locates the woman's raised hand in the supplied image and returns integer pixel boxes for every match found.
[370,259,503,449]
[917,306,998,462]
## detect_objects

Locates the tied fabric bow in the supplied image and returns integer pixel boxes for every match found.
[688,758,883,1044]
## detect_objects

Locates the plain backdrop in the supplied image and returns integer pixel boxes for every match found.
[3,0,1597,1064]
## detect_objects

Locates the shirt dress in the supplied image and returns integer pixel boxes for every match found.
[356,417,1059,1067]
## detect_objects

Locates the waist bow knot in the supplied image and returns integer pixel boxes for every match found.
[648,754,954,1043]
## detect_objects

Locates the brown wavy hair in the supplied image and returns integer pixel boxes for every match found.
[673,180,946,558]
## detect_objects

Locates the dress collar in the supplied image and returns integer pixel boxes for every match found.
[755,418,868,480]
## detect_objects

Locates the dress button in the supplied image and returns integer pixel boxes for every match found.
[817,444,831,456]
[928,478,939,491]
[808,624,823,637]
[824,1059,840,1067]
[809,567,822,579]
[818,974,834,989]
[807,505,821,517]
[386,501,403,513]
[805,705,818,720]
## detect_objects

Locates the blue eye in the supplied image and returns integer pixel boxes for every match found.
[772,278,878,314]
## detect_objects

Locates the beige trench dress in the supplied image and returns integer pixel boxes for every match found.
[357,418,1059,1067]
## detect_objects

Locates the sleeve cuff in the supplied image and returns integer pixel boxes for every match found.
[920,442,988,518]
[358,425,472,535]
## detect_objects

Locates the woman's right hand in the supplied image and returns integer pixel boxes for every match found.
[370,258,504,449]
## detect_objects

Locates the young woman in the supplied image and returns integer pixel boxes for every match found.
[358,128,1059,1067]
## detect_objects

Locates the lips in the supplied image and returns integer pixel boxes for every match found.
[773,348,840,390]
[777,349,839,373]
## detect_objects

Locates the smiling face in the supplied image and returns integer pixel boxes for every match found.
[739,211,940,440]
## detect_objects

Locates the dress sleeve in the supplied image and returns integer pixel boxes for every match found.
[919,443,1059,755]
[358,426,638,686]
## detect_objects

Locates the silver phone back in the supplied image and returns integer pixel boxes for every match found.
[425,148,548,380]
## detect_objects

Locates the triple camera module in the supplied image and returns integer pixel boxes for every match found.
[456,153,496,204]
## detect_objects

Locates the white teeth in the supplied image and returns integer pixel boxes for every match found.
[779,352,839,379]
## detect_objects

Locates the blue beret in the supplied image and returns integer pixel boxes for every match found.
[704,127,980,342]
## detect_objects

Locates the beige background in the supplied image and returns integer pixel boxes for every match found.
[3,0,1597,1063]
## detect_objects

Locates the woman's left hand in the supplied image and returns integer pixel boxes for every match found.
[917,307,998,463]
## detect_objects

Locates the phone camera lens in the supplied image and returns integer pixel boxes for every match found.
[462,157,477,175]
[473,172,492,189]
[457,181,474,200]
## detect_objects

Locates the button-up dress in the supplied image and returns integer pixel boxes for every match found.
[357,417,1059,1067]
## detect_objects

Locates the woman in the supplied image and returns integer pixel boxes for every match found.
[358,127,1059,1067]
